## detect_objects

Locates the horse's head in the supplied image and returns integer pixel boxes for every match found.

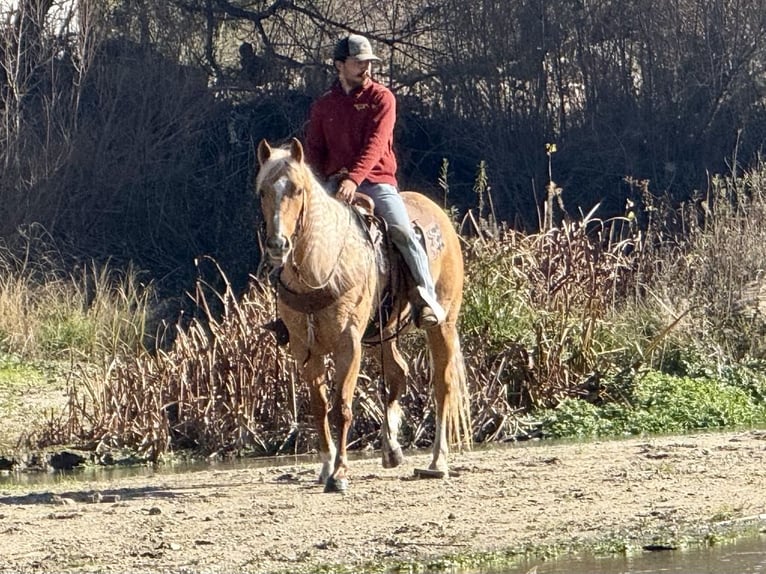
[255,138,310,267]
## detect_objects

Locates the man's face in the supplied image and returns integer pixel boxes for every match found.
[337,58,373,90]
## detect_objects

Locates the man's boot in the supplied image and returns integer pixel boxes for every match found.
[413,285,446,328]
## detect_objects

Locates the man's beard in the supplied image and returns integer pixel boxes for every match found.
[341,70,371,91]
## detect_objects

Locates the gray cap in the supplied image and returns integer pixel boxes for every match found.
[333,34,381,62]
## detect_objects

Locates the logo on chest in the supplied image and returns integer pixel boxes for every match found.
[354,103,370,111]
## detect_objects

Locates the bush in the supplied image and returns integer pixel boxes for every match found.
[541,370,766,439]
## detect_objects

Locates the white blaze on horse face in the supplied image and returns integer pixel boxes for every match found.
[272,175,289,236]
[264,174,291,264]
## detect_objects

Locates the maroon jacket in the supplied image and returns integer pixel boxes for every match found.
[305,79,398,188]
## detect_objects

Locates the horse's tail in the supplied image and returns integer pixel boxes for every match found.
[446,334,473,451]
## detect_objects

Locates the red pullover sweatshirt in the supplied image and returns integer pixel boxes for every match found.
[305,79,398,188]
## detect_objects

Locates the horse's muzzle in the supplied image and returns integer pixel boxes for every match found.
[265,234,290,265]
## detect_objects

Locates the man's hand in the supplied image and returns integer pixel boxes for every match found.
[336,178,358,203]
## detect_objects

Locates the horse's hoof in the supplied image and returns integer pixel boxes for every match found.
[382,447,404,468]
[324,476,349,493]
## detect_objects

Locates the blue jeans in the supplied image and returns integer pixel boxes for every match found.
[357,182,437,302]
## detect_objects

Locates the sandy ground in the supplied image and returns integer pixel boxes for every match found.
[1,429,766,573]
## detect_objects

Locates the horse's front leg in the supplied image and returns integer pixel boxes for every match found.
[325,328,362,493]
[302,353,335,484]
[379,340,408,469]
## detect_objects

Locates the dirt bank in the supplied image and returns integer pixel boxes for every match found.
[1,430,765,573]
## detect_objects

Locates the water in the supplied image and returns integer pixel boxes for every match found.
[485,535,766,574]
[0,446,395,488]
[0,451,320,487]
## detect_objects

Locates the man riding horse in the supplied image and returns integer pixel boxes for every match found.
[304,34,445,328]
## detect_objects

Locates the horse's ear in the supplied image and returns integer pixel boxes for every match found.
[256,139,272,166]
[289,138,304,163]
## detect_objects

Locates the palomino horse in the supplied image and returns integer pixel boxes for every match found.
[255,138,470,492]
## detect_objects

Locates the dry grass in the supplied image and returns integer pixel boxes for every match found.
[460,193,640,404]
[64,269,288,460]
[0,226,153,361]
[62,265,458,460]
[37,198,657,456]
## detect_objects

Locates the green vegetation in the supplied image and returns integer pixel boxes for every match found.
[457,156,766,442]
[0,355,46,388]
[542,372,766,439]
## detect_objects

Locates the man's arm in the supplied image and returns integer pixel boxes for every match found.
[346,88,396,185]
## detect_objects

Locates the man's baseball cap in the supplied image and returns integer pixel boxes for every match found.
[333,34,381,62]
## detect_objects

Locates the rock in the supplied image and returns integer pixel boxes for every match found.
[90,492,121,503]
[48,451,86,471]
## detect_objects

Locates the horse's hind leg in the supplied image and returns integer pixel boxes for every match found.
[425,320,469,474]
[379,340,409,468]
